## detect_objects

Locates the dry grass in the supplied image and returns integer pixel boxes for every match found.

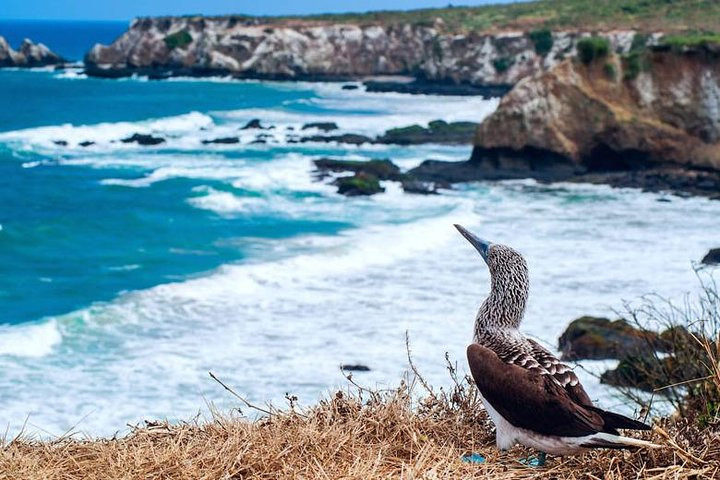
[1,364,719,480]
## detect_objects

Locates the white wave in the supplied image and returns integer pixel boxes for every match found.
[0,320,62,358]
[54,70,88,80]
[165,76,252,84]
[215,94,497,137]
[187,187,265,215]
[2,183,720,437]
[107,264,141,272]
[0,78,496,156]
[1,66,56,73]
[96,151,326,190]
[0,111,214,150]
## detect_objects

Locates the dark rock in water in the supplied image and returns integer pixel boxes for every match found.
[250,139,267,144]
[401,179,440,195]
[558,316,667,361]
[600,355,702,392]
[301,134,372,145]
[53,140,68,146]
[601,325,706,392]
[341,364,371,371]
[334,173,384,196]
[78,141,95,147]
[407,146,582,185]
[364,80,511,98]
[406,159,487,183]
[301,122,339,132]
[313,158,402,181]
[376,120,477,145]
[575,168,720,199]
[121,133,165,146]
[600,356,667,392]
[240,118,267,130]
[341,84,359,90]
[202,136,240,144]
[701,248,720,265]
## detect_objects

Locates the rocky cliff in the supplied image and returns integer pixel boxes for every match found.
[84,16,641,88]
[472,45,720,172]
[0,37,64,67]
[409,43,720,196]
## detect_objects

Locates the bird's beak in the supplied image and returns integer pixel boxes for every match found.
[454,224,491,264]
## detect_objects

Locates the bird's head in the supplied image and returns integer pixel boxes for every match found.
[453,224,529,329]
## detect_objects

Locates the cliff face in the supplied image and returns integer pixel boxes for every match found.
[85,16,639,85]
[405,46,720,196]
[0,37,64,67]
[470,47,720,176]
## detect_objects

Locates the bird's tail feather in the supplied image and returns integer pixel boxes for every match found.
[585,405,651,431]
[581,432,660,450]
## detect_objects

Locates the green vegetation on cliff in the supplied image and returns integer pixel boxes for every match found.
[661,32,720,49]
[164,30,193,50]
[529,28,553,56]
[288,0,720,34]
[576,37,610,65]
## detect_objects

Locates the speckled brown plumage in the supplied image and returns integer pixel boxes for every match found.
[472,243,592,406]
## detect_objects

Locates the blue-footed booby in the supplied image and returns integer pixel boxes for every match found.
[454,224,656,462]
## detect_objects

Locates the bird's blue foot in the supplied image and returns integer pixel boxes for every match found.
[519,451,547,467]
[460,453,486,464]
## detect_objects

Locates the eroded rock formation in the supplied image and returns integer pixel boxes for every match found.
[409,45,720,196]
[471,46,720,177]
[0,36,64,67]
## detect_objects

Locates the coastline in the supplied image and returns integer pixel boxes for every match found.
[2,371,718,479]
[1,2,720,448]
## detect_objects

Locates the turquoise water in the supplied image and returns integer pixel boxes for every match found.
[1,68,719,437]
[0,72,355,323]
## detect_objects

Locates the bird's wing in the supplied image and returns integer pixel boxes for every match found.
[524,337,593,406]
[467,343,605,437]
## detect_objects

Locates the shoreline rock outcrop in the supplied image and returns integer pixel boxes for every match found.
[409,44,720,197]
[701,248,720,265]
[312,157,442,196]
[0,36,64,68]
[471,47,720,175]
[558,316,667,361]
[557,317,709,394]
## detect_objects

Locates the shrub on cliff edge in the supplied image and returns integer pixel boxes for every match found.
[577,37,610,65]
[529,28,553,56]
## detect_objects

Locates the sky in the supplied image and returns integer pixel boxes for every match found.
[1,1,517,21]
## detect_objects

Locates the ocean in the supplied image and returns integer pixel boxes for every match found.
[0,19,128,61]
[0,22,718,438]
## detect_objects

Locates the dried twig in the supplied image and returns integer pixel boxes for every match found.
[208,371,276,417]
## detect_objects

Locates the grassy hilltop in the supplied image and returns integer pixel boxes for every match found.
[278,0,720,33]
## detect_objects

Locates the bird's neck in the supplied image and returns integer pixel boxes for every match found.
[475,274,528,333]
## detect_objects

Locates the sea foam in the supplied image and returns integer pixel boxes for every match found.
[0,319,62,358]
